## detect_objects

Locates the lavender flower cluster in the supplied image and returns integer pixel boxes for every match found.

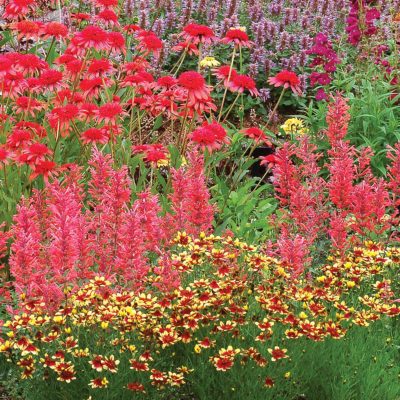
[121,0,400,95]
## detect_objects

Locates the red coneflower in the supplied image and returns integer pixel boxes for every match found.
[189,122,227,152]
[7,128,32,149]
[79,77,106,98]
[95,0,119,9]
[178,71,209,102]
[132,144,168,166]
[14,53,47,75]
[0,146,11,165]
[242,127,271,144]
[214,65,238,85]
[38,69,64,91]
[96,102,125,124]
[81,128,109,144]
[87,58,114,77]
[41,22,68,39]
[107,31,126,54]
[181,23,216,45]
[23,142,51,165]
[230,74,259,96]
[3,0,36,19]
[71,13,91,21]
[12,20,40,40]
[137,33,163,56]
[48,104,79,136]
[96,9,120,27]
[268,70,302,95]
[0,56,13,77]
[171,41,199,56]
[30,159,57,181]
[156,75,177,90]
[13,96,43,116]
[221,28,253,48]
[73,26,109,51]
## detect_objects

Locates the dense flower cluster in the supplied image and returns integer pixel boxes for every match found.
[267,94,400,275]
[1,234,399,394]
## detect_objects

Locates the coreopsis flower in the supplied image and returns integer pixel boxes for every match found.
[89,377,109,388]
[268,70,302,95]
[73,26,109,51]
[181,23,216,45]
[280,118,308,135]
[242,127,272,144]
[81,128,109,145]
[200,56,220,68]
[127,382,145,392]
[221,28,253,48]
[230,74,259,96]
[268,346,288,361]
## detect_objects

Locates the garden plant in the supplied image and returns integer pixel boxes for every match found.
[1,0,400,399]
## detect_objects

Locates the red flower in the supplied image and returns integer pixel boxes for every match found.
[242,127,271,144]
[137,33,162,56]
[23,143,51,165]
[96,102,124,124]
[95,0,119,8]
[181,23,216,45]
[4,0,36,19]
[214,65,238,85]
[268,70,302,95]
[96,9,119,27]
[12,20,39,40]
[41,22,68,39]
[189,122,227,152]
[0,146,10,165]
[213,356,234,371]
[87,58,114,77]
[30,160,57,181]
[178,71,212,104]
[132,144,168,166]
[230,74,259,96]
[107,31,126,54]
[38,69,64,91]
[82,128,109,145]
[221,28,253,47]
[171,41,199,55]
[268,346,288,361]
[73,26,109,51]
[264,377,275,388]
[127,382,145,392]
